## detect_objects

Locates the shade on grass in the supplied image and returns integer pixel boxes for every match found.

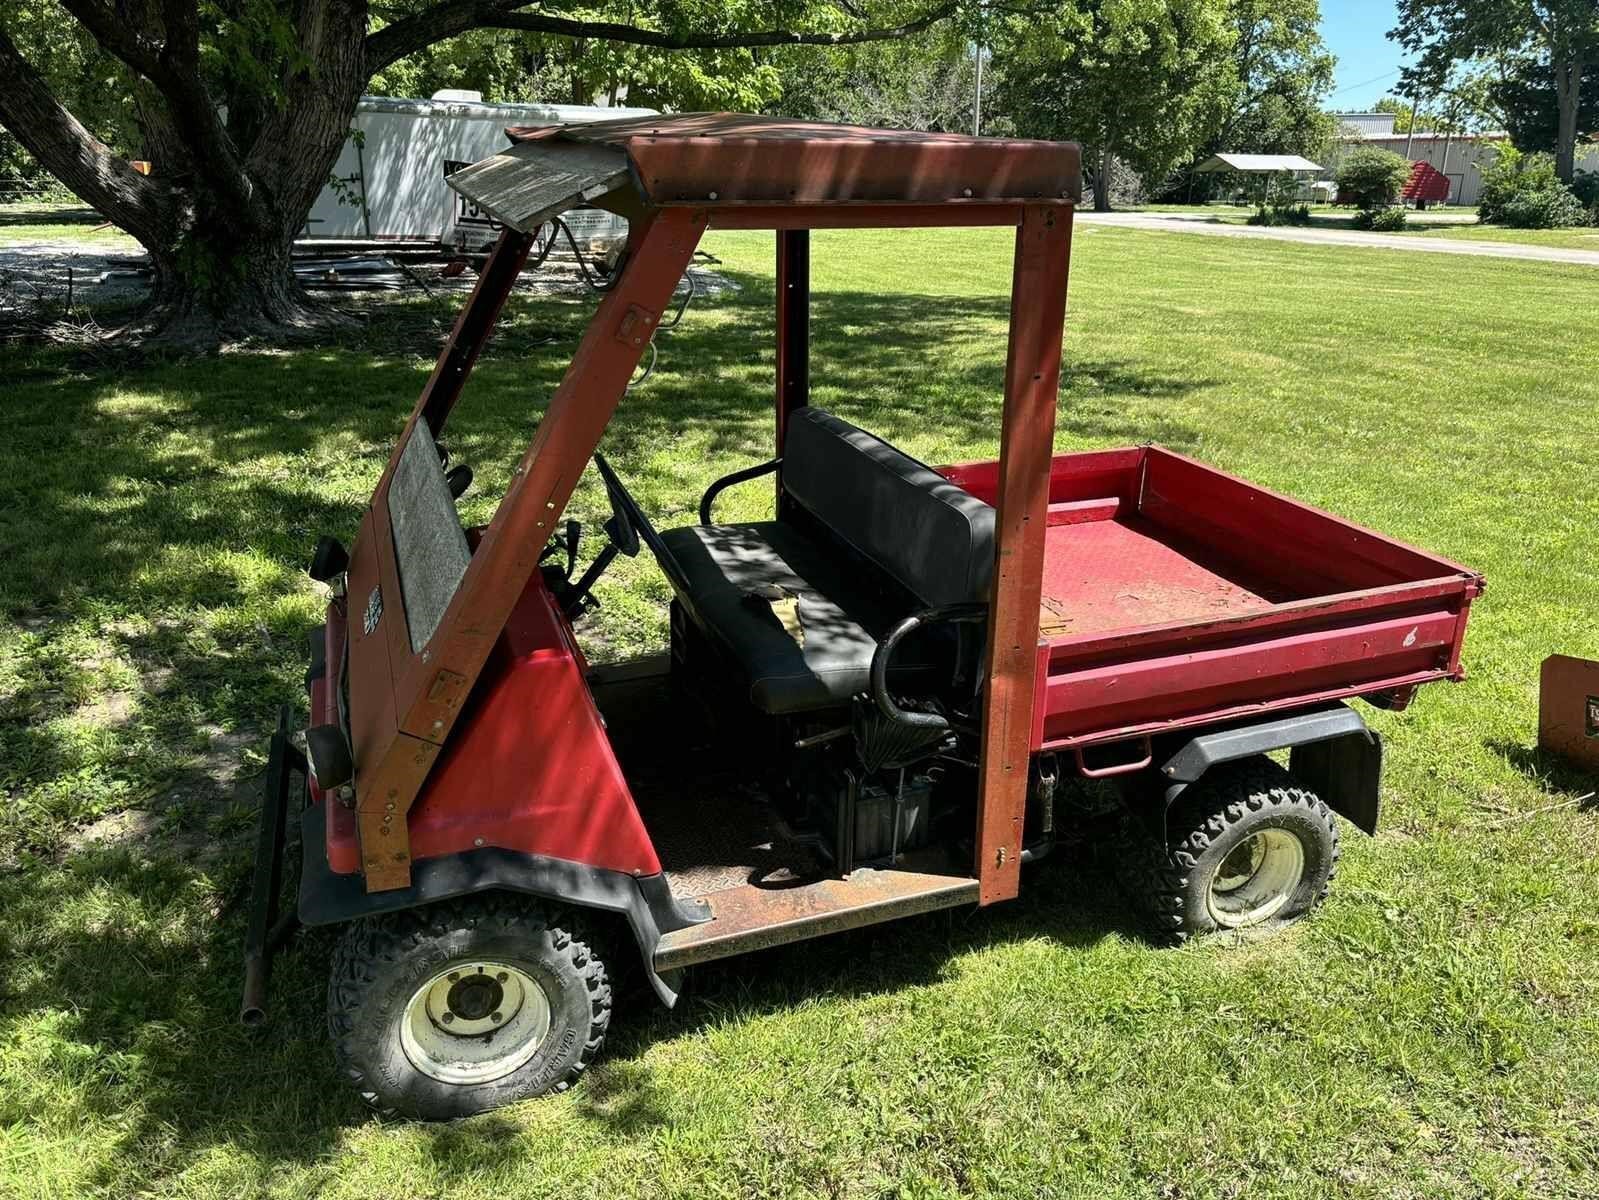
[0,222,1596,1199]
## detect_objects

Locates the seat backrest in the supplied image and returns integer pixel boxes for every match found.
[782,407,995,609]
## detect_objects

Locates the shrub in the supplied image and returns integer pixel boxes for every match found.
[1571,170,1599,222]
[1247,203,1312,227]
[1352,206,1407,231]
[1336,147,1410,210]
[1499,186,1589,228]
[1476,147,1590,227]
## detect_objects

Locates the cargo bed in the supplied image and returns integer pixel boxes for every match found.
[942,447,1483,756]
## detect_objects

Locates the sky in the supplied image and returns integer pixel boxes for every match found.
[1318,0,1416,112]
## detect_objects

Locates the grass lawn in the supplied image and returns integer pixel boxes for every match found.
[2,220,1598,1198]
[0,202,141,248]
[1139,204,1599,250]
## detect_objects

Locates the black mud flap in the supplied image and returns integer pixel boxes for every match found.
[240,708,307,1026]
[1291,728,1384,835]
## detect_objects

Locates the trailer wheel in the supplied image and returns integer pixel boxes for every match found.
[1143,759,1339,941]
[327,894,611,1120]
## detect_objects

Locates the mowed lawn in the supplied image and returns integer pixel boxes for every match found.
[1,221,1597,1199]
[1144,204,1599,250]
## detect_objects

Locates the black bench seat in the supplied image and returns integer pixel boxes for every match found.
[659,408,996,717]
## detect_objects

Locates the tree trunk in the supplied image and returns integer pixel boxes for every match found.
[0,1,364,348]
[1553,58,1582,183]
[1093,146,1113,212]
[134,216,336,349]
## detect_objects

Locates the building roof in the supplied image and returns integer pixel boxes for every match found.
[1194,153,1323,174]
[446,112,1082,231]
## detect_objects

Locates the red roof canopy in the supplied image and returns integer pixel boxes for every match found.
[505,112,1082,209]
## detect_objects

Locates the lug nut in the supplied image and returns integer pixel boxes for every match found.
[490,1012,502,1024]
[496,971,508,982]
[442,1013,455,1024]
[447,971,460,981]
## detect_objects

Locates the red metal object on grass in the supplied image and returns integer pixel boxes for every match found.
[246,113,1487,1120]
[1401,160,1451,205]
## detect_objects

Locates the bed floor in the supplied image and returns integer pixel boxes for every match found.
[1038,516,1296,638]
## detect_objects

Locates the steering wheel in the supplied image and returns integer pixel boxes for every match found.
[593,451,656,559]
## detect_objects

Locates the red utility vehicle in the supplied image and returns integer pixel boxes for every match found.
[244,114,1484,1119]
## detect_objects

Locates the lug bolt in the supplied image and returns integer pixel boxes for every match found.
[448,971,460,981]
[490,1012,503,1024]
[496,971,508,982]
[442,1012,454,1024]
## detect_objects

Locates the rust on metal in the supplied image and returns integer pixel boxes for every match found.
[1539,654,1599,772]
[654,862,978,972]
[502,112,1082,208]
[975,205,1074,905]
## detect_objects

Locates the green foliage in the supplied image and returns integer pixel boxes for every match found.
[766,28,979,131]
[992,0,1237,206]
[1498,185,1589,228]
[1352,205,1407,230]
[1477,145,1591,227]
[0,1,141,185]
[1392,0,1599,179]
[1491,52,1599,155]
[1571,169,1599,220]
[1335,145,1410,210]
[3,218,1599,1197]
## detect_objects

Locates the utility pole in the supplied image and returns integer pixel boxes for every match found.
[1404,91,1420,159]
[973,40,984,137]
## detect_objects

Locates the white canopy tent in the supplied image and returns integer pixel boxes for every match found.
[1194,153,1324,175]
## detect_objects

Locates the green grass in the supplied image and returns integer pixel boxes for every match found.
[1399,223,1599,250]
[1138,204,1599,250]
[0,202,140,248]
[3,223,1599,1198]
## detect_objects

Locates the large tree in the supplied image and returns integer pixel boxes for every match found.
[1211,0,1334,155]
[1489,51,1599,152]
[0,2,962,347]
[1392,0,1599,181]
[993,0,1236,210]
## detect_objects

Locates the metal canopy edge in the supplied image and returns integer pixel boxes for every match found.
[445,138,632,233]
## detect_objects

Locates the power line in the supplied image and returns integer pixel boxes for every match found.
[1328,68,1402,98]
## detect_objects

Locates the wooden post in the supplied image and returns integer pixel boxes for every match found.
[975,204,1074,905]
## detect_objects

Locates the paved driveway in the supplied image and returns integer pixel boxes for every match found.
[1079,210,1599,268]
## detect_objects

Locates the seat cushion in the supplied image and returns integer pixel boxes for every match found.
[782,407,995,608]
[660,522,944,715]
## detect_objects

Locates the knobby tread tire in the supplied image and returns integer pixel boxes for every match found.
[1138,757,1340,943]
[327,893,611,1120]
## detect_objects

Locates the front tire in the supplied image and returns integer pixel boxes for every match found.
[328,894,611,1120]
[1142,758,1339,941]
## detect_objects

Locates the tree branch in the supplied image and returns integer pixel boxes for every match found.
[0,22,171,247]
[57,0,266,225]
[366,1,960,72]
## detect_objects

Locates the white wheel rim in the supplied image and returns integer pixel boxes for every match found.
[399,960,552,1085]
[1205,828,1305,929]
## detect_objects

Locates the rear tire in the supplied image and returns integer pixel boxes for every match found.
[327,894,611,1120]
[1140,758,1339,941]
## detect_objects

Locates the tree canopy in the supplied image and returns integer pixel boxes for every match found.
[1392,0,1599,180]
[993,0,1238,210]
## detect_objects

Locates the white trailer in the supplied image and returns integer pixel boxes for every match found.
[304,92,655,247]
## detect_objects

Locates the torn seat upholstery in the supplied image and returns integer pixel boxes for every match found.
[658,408,996,715]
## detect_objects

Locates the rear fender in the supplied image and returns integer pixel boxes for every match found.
[1138,704,1383,840]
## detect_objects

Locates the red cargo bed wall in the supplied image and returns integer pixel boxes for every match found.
[1138,449,1451,597]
